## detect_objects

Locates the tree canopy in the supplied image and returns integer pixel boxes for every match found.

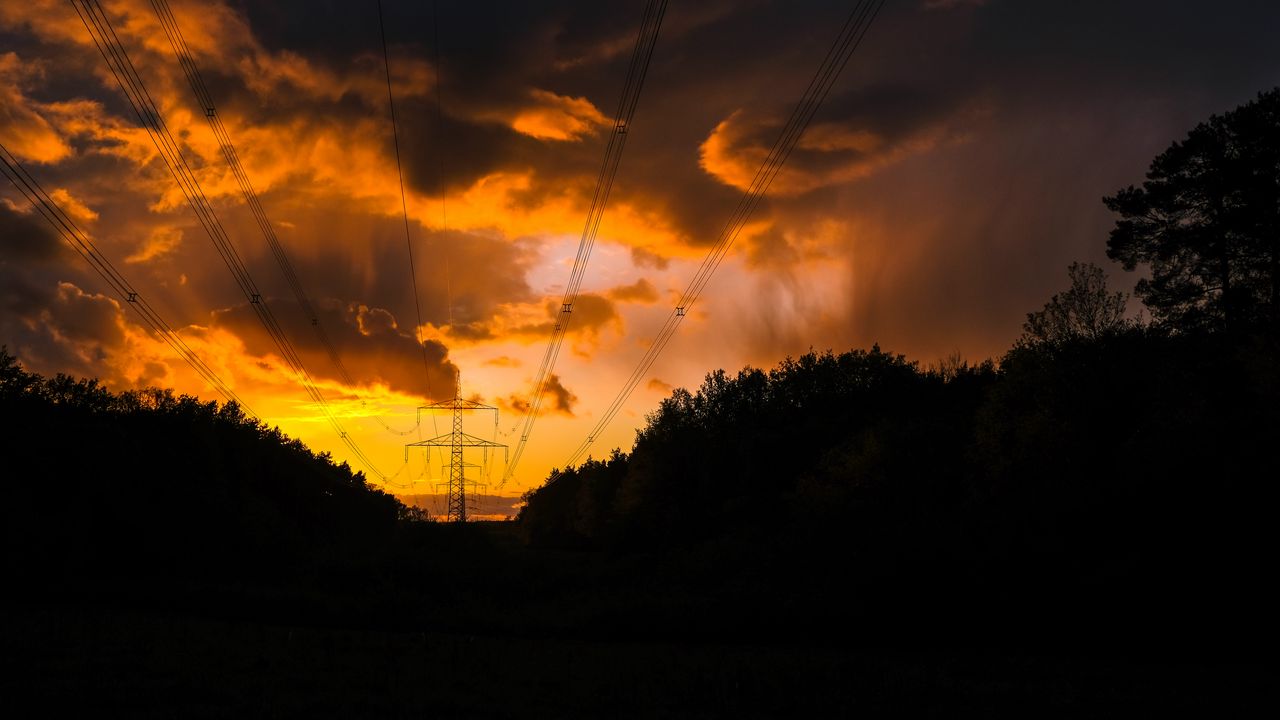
[1019,262,1134,347]
[0,348,413,588]
[1105,88,1280,332]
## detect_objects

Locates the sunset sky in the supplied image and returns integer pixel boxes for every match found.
[2,0,1277,497]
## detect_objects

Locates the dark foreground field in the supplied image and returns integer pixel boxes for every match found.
[3,526,1274,719]
[5,613,1271,718]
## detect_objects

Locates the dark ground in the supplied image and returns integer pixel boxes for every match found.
[2,525,1275,719]
[5,606,1273,718]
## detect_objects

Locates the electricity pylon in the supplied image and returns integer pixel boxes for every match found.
[406,375,506,522]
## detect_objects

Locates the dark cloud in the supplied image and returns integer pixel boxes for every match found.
[48,282,126,346]
[701,83,976,197]
[739,224,801,267]
[517,293,620,338]
[446,321,496,343]
[630,246,668,270]
[503,371,578,418]
[607,277,658,303]
[543,373,577,416]
[0,200,63,261]
[0,277,134,386]
[503,394,529,415]
[396,99,534,195]
[449,291,620,348]
[0,201,131,383]
[211,296,458,401]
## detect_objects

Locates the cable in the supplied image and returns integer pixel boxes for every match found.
[147,0,422,438]
[1,141,256,416]
[71,0,395,483]
[547,0,886,480]
[431,0,453,336]
[377,0,446,401]
[502,0,668,485]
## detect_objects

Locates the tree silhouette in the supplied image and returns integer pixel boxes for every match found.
[0,347,410,590]
[1105,88,1280,332]
[1019,262,1133,347]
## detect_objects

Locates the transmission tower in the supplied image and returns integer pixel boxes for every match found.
[406,376,506,522]
[430,462,490,518]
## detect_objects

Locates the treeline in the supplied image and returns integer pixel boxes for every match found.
[522,344,986,549]
[519,88,1280,647]
[520,330,1280,643]
[0,350,412,593]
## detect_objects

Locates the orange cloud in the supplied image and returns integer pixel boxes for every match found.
[3,6,687,271]
[646,377,673,394]
[506,89,609,141]
[698,104,973,196]
[125,226,183,264]
[47,188,98,224]
[0,52,73,163]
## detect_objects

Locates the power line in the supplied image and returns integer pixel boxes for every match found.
[431,0,452,333]
[1,141,256,416]
[550,0,886,478]
[70,0,402,484]
[377,0,446,401]
[503,0,668,485]
[147,0,422,443]
[376,0,451,445]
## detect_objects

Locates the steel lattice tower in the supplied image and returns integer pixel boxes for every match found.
[406,376,506,522]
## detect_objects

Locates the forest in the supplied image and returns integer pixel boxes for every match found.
[3,90,1279,716]
[522,90,1280,650]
